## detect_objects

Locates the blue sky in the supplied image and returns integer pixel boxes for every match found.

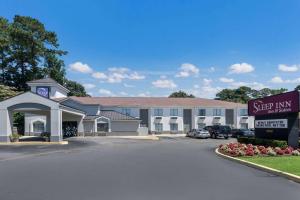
[1,0,300,98]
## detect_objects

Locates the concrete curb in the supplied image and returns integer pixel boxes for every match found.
[104,136,159,141]
[215,148,300,184]
[0,141,68,145]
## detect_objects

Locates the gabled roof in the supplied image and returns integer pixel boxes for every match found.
[27,78,70,93]
[100,110,140,121]
[65,96,246,108]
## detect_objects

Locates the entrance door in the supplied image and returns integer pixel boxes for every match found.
[139,109,149,127]
[183,109,192,133]
[97,123,108,132]
[225,109,234,126]
[62,121,78,138]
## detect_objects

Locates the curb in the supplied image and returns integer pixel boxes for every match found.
[0,141,68,145]
[104,136,159,141]
[215,148,300,184]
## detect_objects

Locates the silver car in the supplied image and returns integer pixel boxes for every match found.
[187,129,210,139]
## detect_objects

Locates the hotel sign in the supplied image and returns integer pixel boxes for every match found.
[255,119,288,129]
[248,91,299,116]
[36,87,50,98]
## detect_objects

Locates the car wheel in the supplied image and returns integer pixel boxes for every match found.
[224,136,229,139]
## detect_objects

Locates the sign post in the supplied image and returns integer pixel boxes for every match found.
[248,91,299,148]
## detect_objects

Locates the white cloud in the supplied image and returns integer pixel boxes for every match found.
[270,76,284,83]
[152,79,177,89]
[123,83,135,88]
[219,77,234,83]
[209,67,215,72]
[127,72,145,80]
[270,76,300,84]
[203,78,213,86]
[69,62,93,74]
[278,64,299,72]
[193,84,200,89]
[91,67,145,83]
[108,67,129,73]
[92,72,107,79]
[138,91,151,97]
[119,91,128,96]
[230,81,267,90]
[175,63,199,78]
[83,83,96,90]
[98,89,114,96]
[228,63,254,74]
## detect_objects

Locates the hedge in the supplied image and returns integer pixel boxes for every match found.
[237,137,288,148]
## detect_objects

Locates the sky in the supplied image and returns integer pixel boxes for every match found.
[1,0,300,98]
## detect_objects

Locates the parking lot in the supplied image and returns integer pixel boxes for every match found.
[0,136,299,200]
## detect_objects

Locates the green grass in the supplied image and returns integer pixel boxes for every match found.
[240,156,300,176]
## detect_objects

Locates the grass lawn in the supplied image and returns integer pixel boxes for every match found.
[240,156,300,176]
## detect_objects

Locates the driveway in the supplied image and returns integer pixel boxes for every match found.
[0,137,299,200]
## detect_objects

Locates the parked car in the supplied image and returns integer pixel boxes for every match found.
[205,125,231,139]
[231,129,254,138]
[186,129,210,139]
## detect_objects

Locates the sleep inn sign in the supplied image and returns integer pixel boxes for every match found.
[248,91,300,148]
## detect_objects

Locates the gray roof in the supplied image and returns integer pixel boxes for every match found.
[83,115,100,121]
[101,110,140,121]
[27,78,70,93]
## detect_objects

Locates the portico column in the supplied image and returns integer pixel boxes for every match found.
[0,109,12,142]
[78,116,84,136]
[50,109,62,142]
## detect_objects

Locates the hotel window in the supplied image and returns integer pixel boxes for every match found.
[155,123,163,132]
[198,109,206,116]
[239,109,248,116]
[170,123,178,132]
[122,108,131,115]
[33,121,45,133]
[170,108,178,116]
[198,123,206,129]
[213,109,222,116]
[154,108,163,116]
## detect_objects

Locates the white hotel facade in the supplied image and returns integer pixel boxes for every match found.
[0,78,254,142]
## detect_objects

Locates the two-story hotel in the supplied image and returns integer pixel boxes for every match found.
[0,78,254,142]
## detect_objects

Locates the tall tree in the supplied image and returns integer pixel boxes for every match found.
[295,85,300,91]
[169,90,195,98]
[215,87,288,103]
[65,80,89,97]
[0,15,88,97]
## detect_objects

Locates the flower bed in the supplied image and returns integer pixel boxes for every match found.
[218,142,300,157]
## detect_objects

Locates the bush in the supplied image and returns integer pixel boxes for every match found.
[237,137,288,148]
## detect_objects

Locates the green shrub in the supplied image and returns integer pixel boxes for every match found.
[237,137,288,148]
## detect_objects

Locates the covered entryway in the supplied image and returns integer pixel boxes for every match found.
[0,92,85,142]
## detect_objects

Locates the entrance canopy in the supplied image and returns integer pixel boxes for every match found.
[0,92,85,142]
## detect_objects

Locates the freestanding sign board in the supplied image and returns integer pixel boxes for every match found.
[248,91,300,148]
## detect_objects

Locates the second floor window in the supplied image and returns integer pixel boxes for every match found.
[240,109,248,116]
[213,109,222,116]
[170,108,178,116]
[122,108,131,115]
[154,108,163,116]
[198,109,206,116]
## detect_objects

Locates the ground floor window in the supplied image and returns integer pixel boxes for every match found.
[155,123,163,132]
[97,123,109,132]
[33,121,45,133]
[240,123,248,129]
[198,123,206,129]
[170,123,178,132]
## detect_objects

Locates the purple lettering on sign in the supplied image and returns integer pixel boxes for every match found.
[36,87,49,98]
[248,91,299,116]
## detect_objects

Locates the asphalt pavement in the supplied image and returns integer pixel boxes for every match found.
[0,137,299,200]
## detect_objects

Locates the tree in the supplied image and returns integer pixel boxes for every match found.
[215,87,288,103]
[169,90,195,98]
[295,85,300,91]
[0,84,20,101]
[65,80,89,97]
[0,15,88,97]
